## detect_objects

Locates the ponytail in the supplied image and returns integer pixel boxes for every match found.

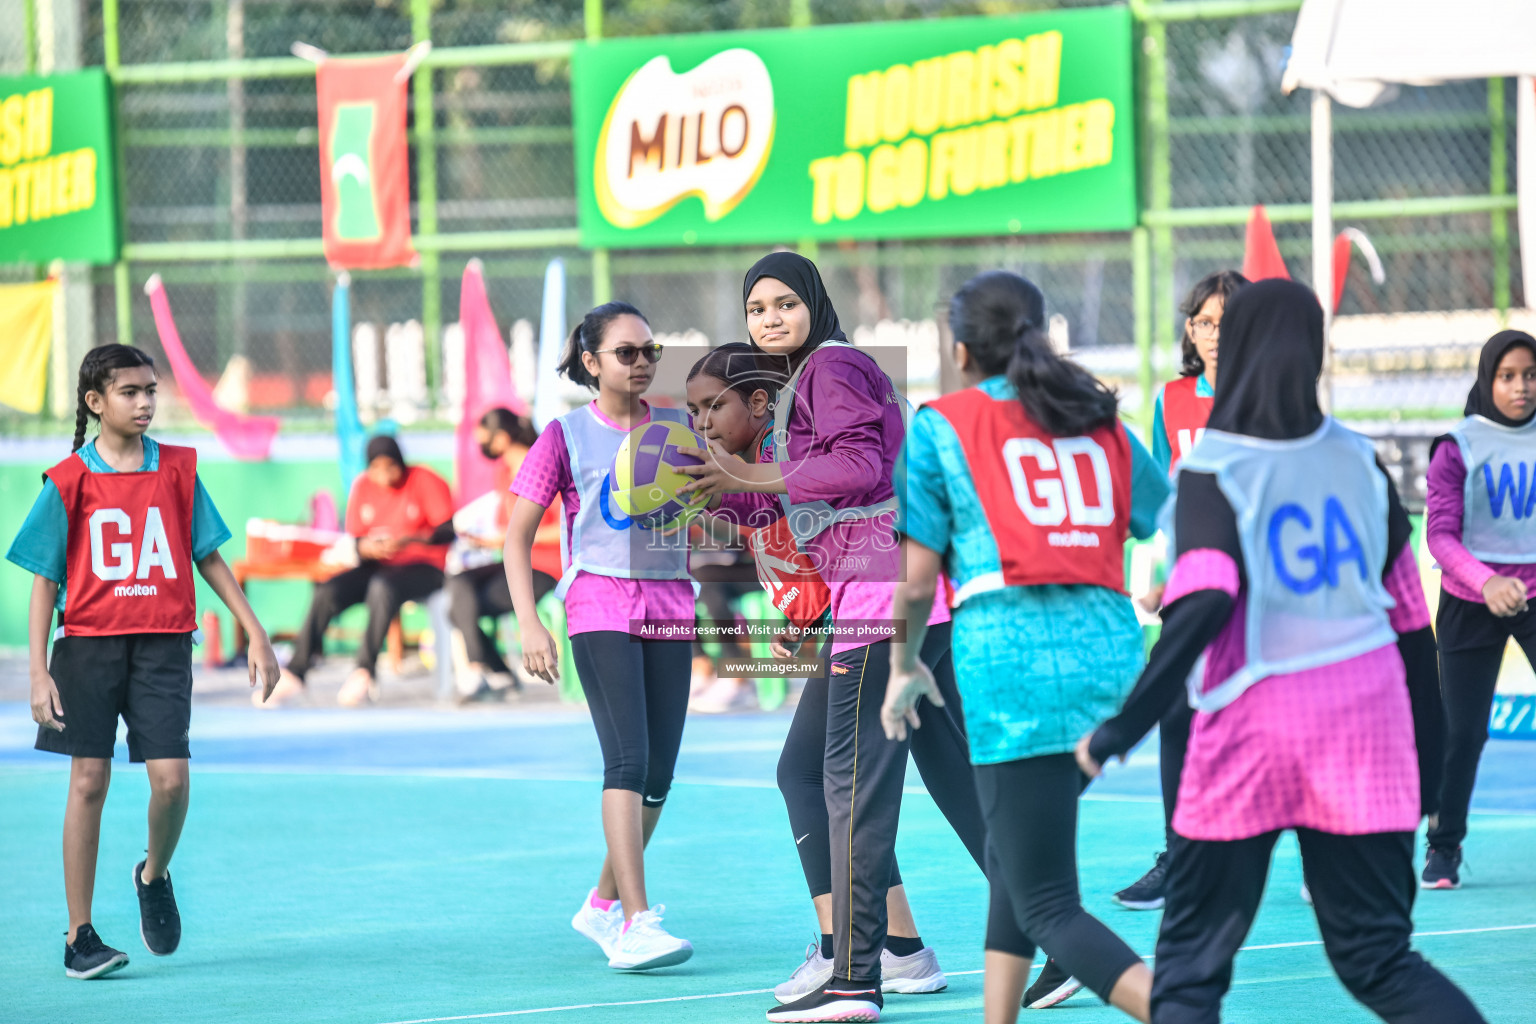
[949,270,1117,437]
[557,301,648,391]
[72,344,158,452]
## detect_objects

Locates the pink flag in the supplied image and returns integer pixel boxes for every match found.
[455,259,525,504]
[144,274,280,461]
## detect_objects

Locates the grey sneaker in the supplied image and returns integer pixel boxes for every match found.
[880,945,947,994]
[775,939,835,1002]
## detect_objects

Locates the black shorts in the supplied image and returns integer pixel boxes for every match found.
[36,632,195,762]
[1436,588,1536,653]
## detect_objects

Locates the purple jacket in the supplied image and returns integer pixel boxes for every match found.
[715,344,947,651]
[1425,440,1536,602]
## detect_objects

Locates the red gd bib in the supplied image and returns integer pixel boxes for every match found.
[45,444,199,636]
[748,517,831,631]
[926,388,1132,595]
[1162,375,1213,473]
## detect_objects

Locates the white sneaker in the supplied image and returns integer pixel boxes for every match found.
[1300,881,1313,904]
[571,889,623,957]
[607,905,693,971]
[880,946,947,994]
[775,939,835,1002]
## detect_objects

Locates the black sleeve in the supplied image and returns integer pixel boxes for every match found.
[1379,466,1437,813]
[1379,458,1412,575]
[1171,469,1244,568]
[1397,621,1444,817]
[1089,589,1234,763]
[1089,471,1244,763]
[428,518,457,545]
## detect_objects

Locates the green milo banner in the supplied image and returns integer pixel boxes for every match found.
[0,69,119,265]
[572,8,1136,247]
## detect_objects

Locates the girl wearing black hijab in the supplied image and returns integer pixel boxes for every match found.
[1423,330,1536,887]
[1080,280,1485,1024]
[679,252,996,1022]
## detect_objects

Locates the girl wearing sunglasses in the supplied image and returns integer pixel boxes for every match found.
[504,301,695,973]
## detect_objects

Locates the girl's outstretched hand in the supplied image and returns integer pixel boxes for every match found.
[881,660,941,742]
[675,444,746,502]
[30,668,64,732]
[521,622,561,684]
[248,633,282,701]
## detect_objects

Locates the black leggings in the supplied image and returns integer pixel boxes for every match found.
[1154,829,1484,1024]
[977,754,1144,1000]
[443,563,556,675]
[288,561,444,680]
[569,631,692,803]
[1430,643,1536,849]
[776,623,987,901]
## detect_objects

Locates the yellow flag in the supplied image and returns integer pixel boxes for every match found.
[0,279,58,415]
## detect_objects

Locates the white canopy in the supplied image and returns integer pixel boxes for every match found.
[1284,0,1536,107]
[1283,0,1536,358]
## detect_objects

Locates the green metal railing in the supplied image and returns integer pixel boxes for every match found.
[69,0,1522,428]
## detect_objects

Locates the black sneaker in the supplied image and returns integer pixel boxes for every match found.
[1113,850,1169,910]
[767,982,883,1023]
[65,923,129,979]
[134,860,182,955]
[1023,958,1084,1009]
[1421,845,1462,890]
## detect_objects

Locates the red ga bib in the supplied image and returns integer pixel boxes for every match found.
[925,388,1132,597]
[748,517,831,631]
[1161,376,1213,474]
[45,444,199,636]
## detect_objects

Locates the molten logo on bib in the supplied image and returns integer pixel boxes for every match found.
[594,49,775,229]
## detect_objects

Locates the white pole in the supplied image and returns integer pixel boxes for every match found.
[1311,89,1334,411]
[1518,76,1536,311]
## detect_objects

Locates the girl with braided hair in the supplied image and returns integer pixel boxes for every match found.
[6,344,280,979]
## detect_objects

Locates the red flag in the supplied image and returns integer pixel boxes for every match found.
[1331,231,1352,314]
[1242,205,1290,282]
[316,55,414,270]
[1330,227,1385,314]
[455,260,525,505]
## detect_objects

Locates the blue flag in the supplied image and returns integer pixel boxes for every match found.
[333,273,367,496]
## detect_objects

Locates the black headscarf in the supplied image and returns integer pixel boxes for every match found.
[1205,278,1325,441]
[742,252,846,370]
[365,434,406,468]
[1464,330,1536,426]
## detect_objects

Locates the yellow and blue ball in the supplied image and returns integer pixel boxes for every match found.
[609,420,709,528]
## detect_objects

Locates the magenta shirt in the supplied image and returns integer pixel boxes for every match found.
[511,401,696,637]
[714,345,948,655]
[1167,547,1426,841]
[1425,441,1536,603]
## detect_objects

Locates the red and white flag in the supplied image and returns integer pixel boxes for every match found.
[316,54,415,269]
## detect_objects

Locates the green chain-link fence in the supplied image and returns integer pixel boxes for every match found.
[2,0,1523,438]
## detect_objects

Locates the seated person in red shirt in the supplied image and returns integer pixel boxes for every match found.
[267,436,455,707]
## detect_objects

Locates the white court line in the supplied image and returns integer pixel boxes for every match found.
[373,922,1536,1024]
[167,763,1166,802]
